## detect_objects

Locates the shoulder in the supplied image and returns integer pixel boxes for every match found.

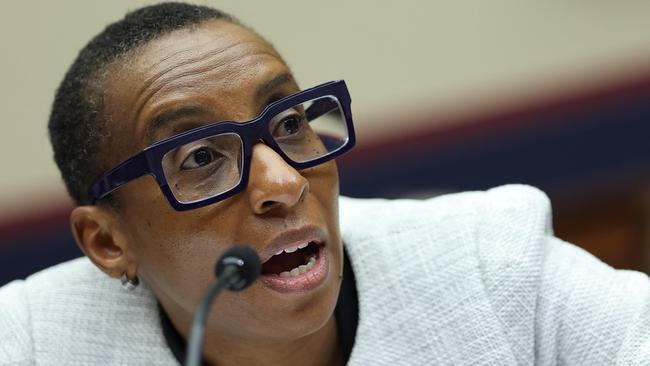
[0,279,34,365]
[339,184,552,287]
[340,185,553,363]
[342,184,552,287]
[536,237,650,364]
[21,256,114,300]
[0,257,102,363]
[0,257,172,364]
[0,258,93,364]
[339,184,551,244]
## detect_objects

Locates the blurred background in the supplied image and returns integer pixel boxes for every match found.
[1,1,649,286]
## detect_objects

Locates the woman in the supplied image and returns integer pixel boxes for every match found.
[1,3,648,365]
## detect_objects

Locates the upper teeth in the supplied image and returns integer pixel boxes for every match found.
[275,242,310,256]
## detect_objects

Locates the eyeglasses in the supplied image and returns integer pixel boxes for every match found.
[89,80,355,211]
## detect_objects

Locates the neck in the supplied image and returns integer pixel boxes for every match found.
[160,299,344,366]
[201,315,343,366]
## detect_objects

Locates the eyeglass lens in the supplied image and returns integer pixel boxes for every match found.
[161,95,348,204]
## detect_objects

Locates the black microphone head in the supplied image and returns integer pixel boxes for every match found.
[215,245,261,291]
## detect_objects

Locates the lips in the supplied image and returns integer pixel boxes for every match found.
[257,226,329,293]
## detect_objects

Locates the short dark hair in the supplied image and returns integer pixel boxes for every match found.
[48,2,237,205]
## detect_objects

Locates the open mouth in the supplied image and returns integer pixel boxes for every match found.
[261,241,321,277]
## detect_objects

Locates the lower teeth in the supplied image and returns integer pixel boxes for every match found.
[279,255,317,278]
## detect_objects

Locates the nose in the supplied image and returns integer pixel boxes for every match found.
[247,143,309,215]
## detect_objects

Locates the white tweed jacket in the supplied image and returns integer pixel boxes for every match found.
[1,185,649,365]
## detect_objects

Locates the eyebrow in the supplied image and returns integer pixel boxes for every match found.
[254,72,295,101]
[144,72,296,144]
[146,105,209,144]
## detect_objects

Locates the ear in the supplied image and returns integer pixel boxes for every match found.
[70,205,136,280]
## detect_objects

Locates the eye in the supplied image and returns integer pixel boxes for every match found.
[276,114,304,137]
[181,147,217,169]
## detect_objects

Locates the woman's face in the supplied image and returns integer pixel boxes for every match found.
[97,20,343,342]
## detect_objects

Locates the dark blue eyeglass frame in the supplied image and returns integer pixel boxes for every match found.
[89,80,355,211]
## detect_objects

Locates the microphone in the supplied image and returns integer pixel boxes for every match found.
[185,245,261,366]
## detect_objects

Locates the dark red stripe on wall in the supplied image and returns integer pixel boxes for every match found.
[2,69,650,285]
[340,72,650,170]
[0,203,72,245]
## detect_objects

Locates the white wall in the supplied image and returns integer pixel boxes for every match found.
[2,0,650,215]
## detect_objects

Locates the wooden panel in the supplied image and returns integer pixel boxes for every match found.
[553,182,650,272]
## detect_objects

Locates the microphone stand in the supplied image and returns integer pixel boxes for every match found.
[185,265,238,366]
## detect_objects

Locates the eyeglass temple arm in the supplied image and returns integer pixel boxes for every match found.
[89,152,150,204]
[305,98,339,121]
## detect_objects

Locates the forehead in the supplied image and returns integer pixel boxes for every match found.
[124,21,283,86]
[100,20,292,159]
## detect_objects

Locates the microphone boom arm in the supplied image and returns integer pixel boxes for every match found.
[185,265,239,366]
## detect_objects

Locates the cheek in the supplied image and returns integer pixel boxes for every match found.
[304,159,341,228]
[137,219,241,313]
[306,160,344,280]
[119,185,242,311]
[309,162,341,243]
[305,161,340,202]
